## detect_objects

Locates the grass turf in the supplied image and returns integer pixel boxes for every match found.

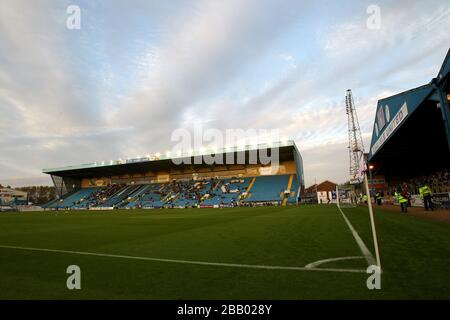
[0,205,449,299]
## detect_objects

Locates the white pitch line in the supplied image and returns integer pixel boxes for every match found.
[337,206,377,266]
[305,256,364,269]
[0,244,366,274]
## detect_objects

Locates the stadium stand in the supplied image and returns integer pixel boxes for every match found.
[367,49,450,209]
[43,174,301,209]
[42,141,305,210]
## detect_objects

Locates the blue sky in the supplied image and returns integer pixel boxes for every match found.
[0,0,449,187]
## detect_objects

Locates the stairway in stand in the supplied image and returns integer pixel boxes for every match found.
[282,174,294,206]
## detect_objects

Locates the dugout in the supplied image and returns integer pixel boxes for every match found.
[368,49,450,190]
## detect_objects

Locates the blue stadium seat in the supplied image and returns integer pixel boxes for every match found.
[201,178,250,206]
[120,185,151,208]
[244,175,290,202]
[49,187,98,209]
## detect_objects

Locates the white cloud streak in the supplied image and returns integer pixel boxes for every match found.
[0,0,449,187]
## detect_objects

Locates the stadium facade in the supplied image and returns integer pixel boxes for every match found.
[368,49,450,204]
[42,140,304,209]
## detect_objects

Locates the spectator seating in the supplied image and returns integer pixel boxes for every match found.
[387,169,450,196]
[48,187,98,209]
[44,174,302,210]
[122,185,152,208]
[97,185,142,208]
[202,178,250,206]
[136,184,166,208]
[244,175,290,203]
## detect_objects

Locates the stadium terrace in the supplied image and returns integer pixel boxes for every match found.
[42,140,304,209]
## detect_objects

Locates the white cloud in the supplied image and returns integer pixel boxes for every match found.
[0,0,449,187]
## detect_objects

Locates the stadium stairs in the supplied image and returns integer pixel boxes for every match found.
[239,177,256,204]
[281,175,294,206]
[97,185,142,208]
[121,185,151,208]
[288,175,299,204]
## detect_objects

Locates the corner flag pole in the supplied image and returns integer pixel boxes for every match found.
[336,185,340,208]
[364,171,381,270]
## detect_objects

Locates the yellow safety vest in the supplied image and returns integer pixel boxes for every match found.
[395,192,408,203]
[419,186,432,198]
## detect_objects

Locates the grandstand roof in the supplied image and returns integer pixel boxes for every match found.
[436,48,450,84]
[368,49,450,180]
[43,140,301,179]
[368,83,435,159]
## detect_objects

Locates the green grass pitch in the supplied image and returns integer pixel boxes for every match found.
[0,205,449,299]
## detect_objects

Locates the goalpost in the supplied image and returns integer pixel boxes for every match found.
[336,184,357,208]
